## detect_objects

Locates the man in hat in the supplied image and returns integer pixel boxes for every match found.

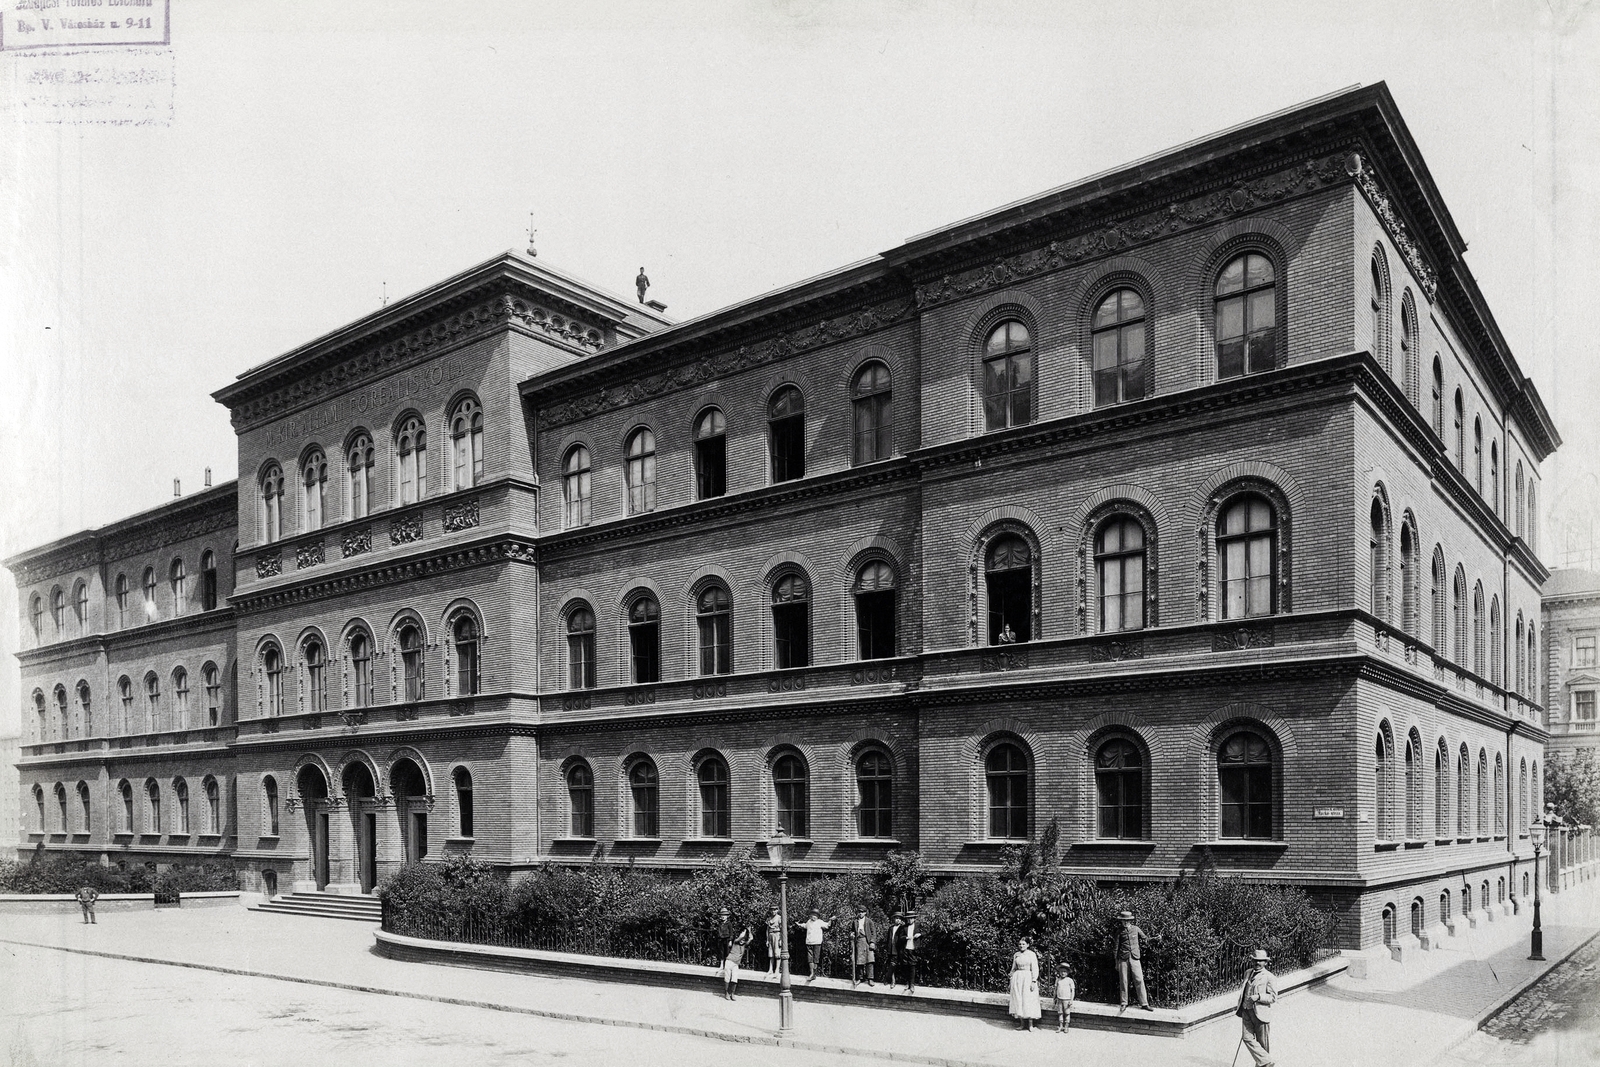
[713,906,735,963]
[1235,948,1278,1066]
[848,906,878,987]
[1112,909,1155,1011]
[75,883,99,924]
[764,903,784,977]
[899,909,920,993]
[795,908,831,982]
[884,911,905,987]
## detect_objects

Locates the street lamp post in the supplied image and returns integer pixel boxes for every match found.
[764,826,795,1037]
[1529,810,1549,961]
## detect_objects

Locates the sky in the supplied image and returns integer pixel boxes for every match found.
[1,0,1597,735]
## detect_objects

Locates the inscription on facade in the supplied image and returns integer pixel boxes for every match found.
[256,353,478,449]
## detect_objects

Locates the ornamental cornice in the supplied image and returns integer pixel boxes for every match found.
[17,608,235,666]
[11,499,237,586]
[537,295,916,428]
[103,505,237,565]
[1349,154,1439,301]
[912,151,1354,312]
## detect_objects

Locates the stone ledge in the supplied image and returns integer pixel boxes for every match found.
[0,891,241,913]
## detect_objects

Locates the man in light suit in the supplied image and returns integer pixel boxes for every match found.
[1235,948,1278,1066]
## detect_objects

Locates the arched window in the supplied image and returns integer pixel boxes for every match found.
[200,550,218,611]
[1218,731,1273,839]
[144,673,161,732]
[32,785,44,832]
[694,408,727,499]
[625,427,657,513]
[32,690,46,741]
[1405,733,1421,840]
[450,397,484,490]
[985,535,1033,644]
[264,776,280,836]
[114,575,128,628]
[772,573,811,670]
[1399,521,1417,636]
[78,782,91,833]
[202,663,220,726]
[1400,294,1418,402]
[1489,597,1502,687]
[629,759,659,837]
[1458,744,1471,836]
[51,587,65,632]
[851,361,894,464]
[302,449,327,532]
[453,767,474,838]
[260,463,284,543]
[395,415,427,505]
[1527,483,1538,553]
[1473,417,1483,492]
[985,742,1029,839]
[399,624,424,702]
[350,631,373,708]
[1370,257,1389,371]
[1375,728,1393,841]
[1096,517,1146,632]
[1453,390,1464,468]
[1452,567,1468,664]
[1514,462,1526,539]
[146,779,162,834]
[768,386,806,482]
[566,762,594,837]
[168,559,187,618]
[55,783,68,833]
[204,777,220,834]
[453,614,481,695]
[1215,252,1277,378]
[855,750,893,839]
[854,561,896,660]
[1477,750,1489,836]
[77,681,92,737]
[1431,357,1444,439]
[1490,442,1500,515]
[29,593,43,640]
[1532,762,1540,819]
[1381,904,1397,946]
[74,580,88,634]
[172,667,190,727]
[696,585,732,676]
[117,676,133,733]
[54,685,68,738]
[119,780,134,833]
[1472,583,1485,677]
[628,596,660,684]
[773,753,810,837]
[304,639,326,712]
[263,646,283,717]
[175,778,190,834]
[566,605,596,690]
[1092,289,1148,406]
[1529,625,1539,704]
[1369,498,1388,622]
[1095,737,1144,840]
[697,755,730,838]
[348,432,374,519]
[1218,495,1277,619]
[1514,614,1526,695]
[1435,739,1450,839]
[1494,754,1505,836]
[1519,759,1528,835]
[562,445,592,527]
[982,320,1033,430]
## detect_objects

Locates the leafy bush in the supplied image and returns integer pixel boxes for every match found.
[380,855,506,937]
[0,858,236,895]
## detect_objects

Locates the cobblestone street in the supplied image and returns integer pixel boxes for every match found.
[1441,932,1600,1066]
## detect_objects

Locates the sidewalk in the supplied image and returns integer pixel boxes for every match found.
[2,884,1595,1067]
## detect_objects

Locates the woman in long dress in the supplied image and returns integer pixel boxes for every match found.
[1008,937,1042,1030]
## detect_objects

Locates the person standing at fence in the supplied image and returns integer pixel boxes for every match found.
[1112,909,1155,1011]
[848,906,878,987]
[75,884,98,924]
[1235,948,1277,1066]
[1053,962,1076,1032]
[721,922,752,1001]
[899,910,920,993]
[1008,937,1042,1030]
[714,906,735,962]
[796,909,831,982]
[884,911,904,987]
[764,903,783,978]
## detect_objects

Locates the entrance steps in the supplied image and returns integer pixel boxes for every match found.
[254,890,382,923]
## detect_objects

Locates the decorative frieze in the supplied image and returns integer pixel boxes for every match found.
[396,704,420,721]
[624,688,656,707]
[1091,638,1145,662]
[339,710,368,728]
[981,650,1029,672]
[851,665,898,686]
[448,699,476,716]
[692,681,728,700]
[390,517,423,546]
[296,541,325,570]
[342,528,372,558]
[443,499,480,532]
[1212,626,1275,652]
[767,674,808,694]
[1350,154,1439,300]
[561,695,591,712]
[255,553,282,578]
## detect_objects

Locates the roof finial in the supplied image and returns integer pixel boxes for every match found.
[527,212,538,258]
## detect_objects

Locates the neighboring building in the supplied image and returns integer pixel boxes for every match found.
[0,734,18,856]
[1542,568,1600,760]
[8,83,1559,950]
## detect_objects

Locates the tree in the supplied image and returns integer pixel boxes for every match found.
[1545,749,1600,826]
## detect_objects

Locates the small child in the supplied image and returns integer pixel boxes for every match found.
[1054,962,1076,1033]
[723,924,751,1001]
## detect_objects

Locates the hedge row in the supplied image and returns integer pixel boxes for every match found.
[0,858,240,895]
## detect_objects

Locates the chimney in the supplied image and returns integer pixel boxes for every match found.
[204,467,212,488]
[174,478,182,497]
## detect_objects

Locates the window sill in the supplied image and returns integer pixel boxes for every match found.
[444,836,474,845]
[681,837,734,845]
[1456,837,1476,844]
[755,837,814,846]
[112,832,134,841]
[196,834,223,843]
[167,832,191,842]
[838,838,901,846]
[1493,834,1507,841]
[1477,836,1493,842]
[1203,839,1288,849]
[1073,839,1158,848]
[1404,839,1427,849]
[1374,841,1401,852]
[614,837,662,845]
[257,835,279,841]
[964,838,1029,847]
[1436,837,1455,845]
[552,836,597,844]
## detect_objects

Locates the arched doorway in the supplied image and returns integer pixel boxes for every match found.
[391,758,429,866]
[296,764,330,890]
[342,761,378,893]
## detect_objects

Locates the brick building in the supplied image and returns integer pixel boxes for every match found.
[8,83,1559,950]
[1542,568,1600,761]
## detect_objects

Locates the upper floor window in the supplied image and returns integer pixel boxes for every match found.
[773,753,809,837]
[78,681,92,736]
[114,575,128,627]
[55,685,69,738]
[453,767,474,838]
[450,397,484,490]
[1431,548,1446,648]
[1095,737,1144,840]
[562,446,592,528]
[204,778,220,834]
[454,615,481,695]
[146,779,162,833]
[985,742,1029,840]
[566,762,594,837]
[1369,258,1387,369]
[350,632,373,708]
[1431,358,1444,439]
[304,639,327,712]
[1095,516,1145,632]
[173,668,190,726]
[982,320,1032,430]
[1093,289,1148,406]
[142,567,157,622]
[629,759,659,837]
[1218,495,1276,619]
[264,776,280,836]
[118,676,133,732]
[203,663,221,726]
[854,561,896,660]
[1218,731,1273,839]
[851,361,893,464]
[263,646,283,717]
[1576,690,1597,722]
[625,428,657,514]
[1215,253,1276,378]
[1400,296,1418,402]
[348,433,374,519]
[32,690,46,740]
[855,750,893,838]
[694,408,727,499]
[772,573,811,670]
[170,559,187,616]
[74,581,88,634]
[260,463,284,543]
[986,535,1033,644]
[395,415,427,506]
[200,551,218,611]
[1473,418,1484,494]
[697,756,730,838]
[1576,634,1597,668]
[1453,390,1465,468]
[697,585,732,676]
[1528,483,1538,553]
[768,386,806,482]
[144,673,161,732]
[628,596,660,685]
[29,593,43,638]
[1514,463,1526,538]
[175,778,190,834]
[566,605,596,690]
[399,624,424,702]
[1490,442,1500,514]
[1452,567,1468,664]
[51,587,65,632]
[1472,583,1486,677]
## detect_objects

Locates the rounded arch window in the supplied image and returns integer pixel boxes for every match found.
[51,587,65,630]
[768,386,806,483]
[851,361,893,465]
[350,630,374,708]
[200,550,218,611]
[174,777,191,833]
[77,681,92,737]
[854,560,896,660]
[566,761,594,837]
[144,672,162,732]
[1214,252,1276,378]
[566,605,596,690]
[169,559,187,617]
[453,613,481,695]
[1094,737,1144,839]
[697,754,730,838]
[985,534,1033,644]
[303,637,327,712]
[172,667,190,726]
[985,742,1029,840]
[395,415,427,505]
[262,645,283,717]
[398,623,424,702]
[348,432,375,519]
[1092,289,1148,406]
[54,684,68,738]
[142,567,157,620]
[696,585,732,676]
[263,775,280,835]
[114,575,129,627]
[302,449,328,532]
[694,407,727,499]
[55,782,69,833]
[453,767,474,838]
[982,320,1032,431]
[32,689,47,741]
[204,776,220,833]
[1217,731,1273,839]
[450,397,484,490]
[1431,357,1445,439]
[1218,494,1277,619]
[260,463,284,542]
[625,427,657,514]
[119,780,134,832]
[627,595,660,685]
[772,573,811,670]
[73,580,89,633]
[855,749,893,839]
[29,593,43,639]
[563,445,592,527]
[629,759,659,837]
[77,781,91,833]
[1095,516,1146,632]
[772,752,809,837]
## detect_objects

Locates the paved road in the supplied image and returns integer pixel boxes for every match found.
[0,939,882,1067]
[1440,931,1600,1066]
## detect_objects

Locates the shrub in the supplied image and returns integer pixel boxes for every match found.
[380,855,505,937]
[0,858,237,895]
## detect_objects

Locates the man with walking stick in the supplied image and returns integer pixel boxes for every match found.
[1234,948,1277,1066]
